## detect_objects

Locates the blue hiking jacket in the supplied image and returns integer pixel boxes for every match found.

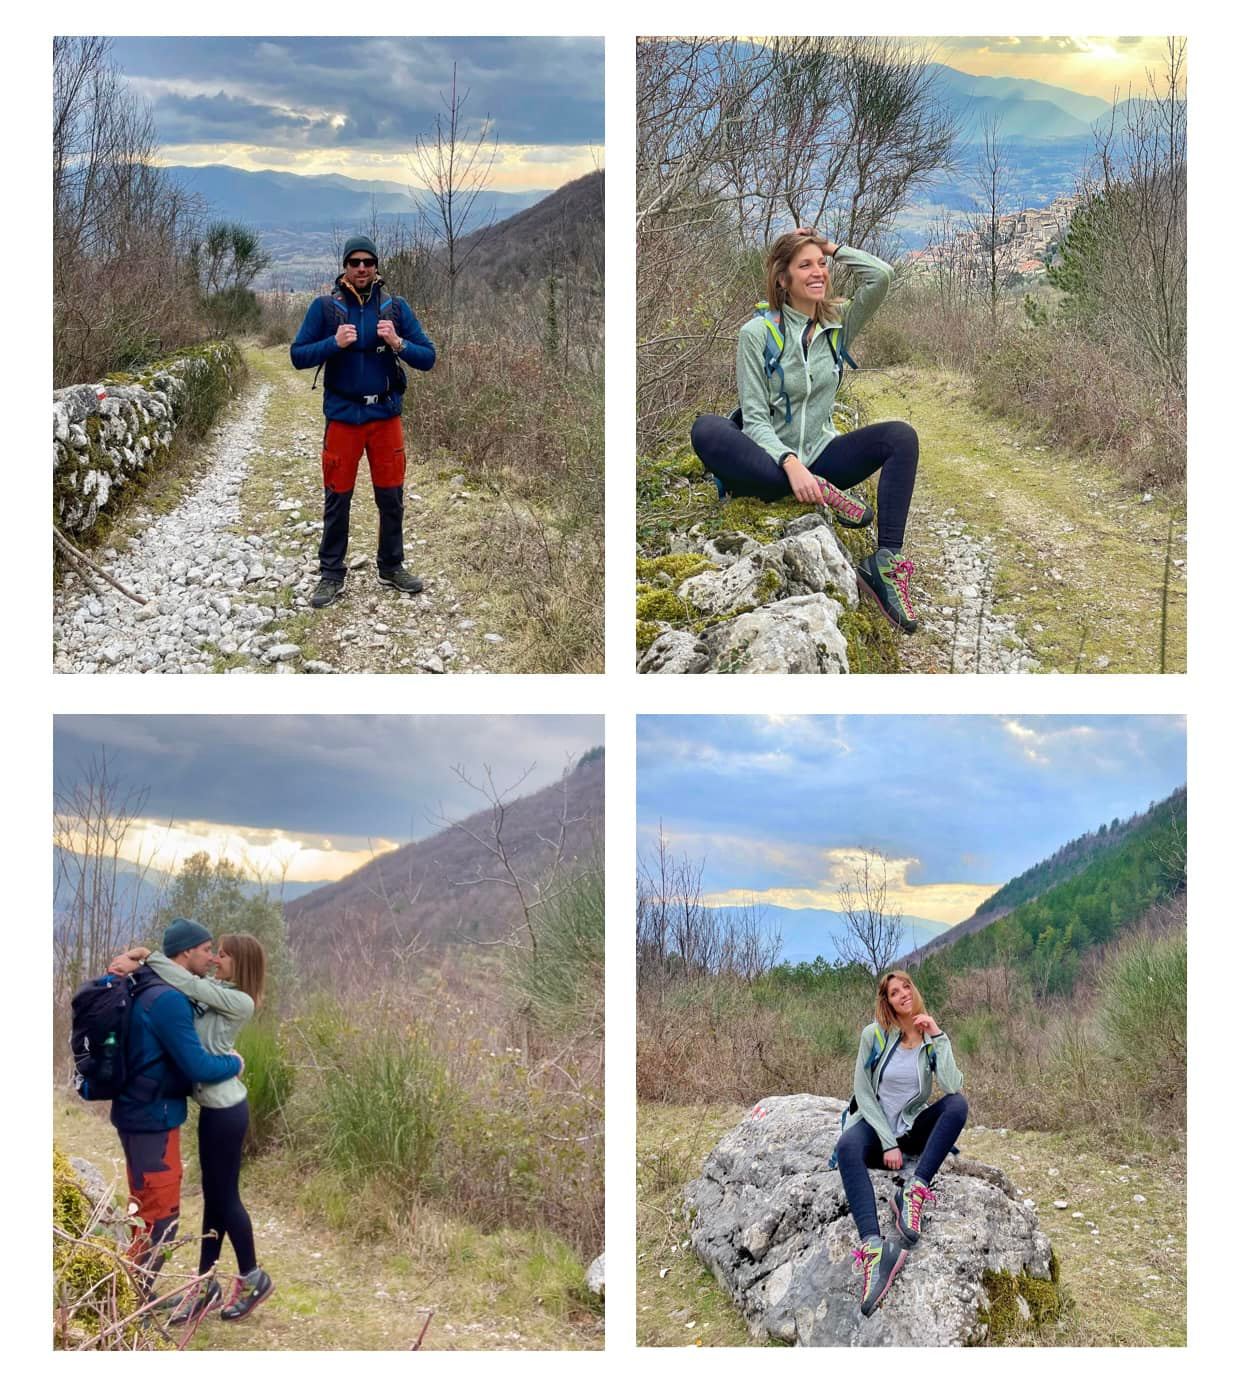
[290,274,436,425]
[102,966,242,1133]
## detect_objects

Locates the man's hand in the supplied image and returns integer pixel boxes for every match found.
[783,457,824,506]
[230,1049,245,1076]
[376,319,402,350]
[883,1148,903,1171]
[335,323,358,348]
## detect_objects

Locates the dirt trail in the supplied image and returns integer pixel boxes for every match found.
[53,344,522,674]
[55,1096,601,1350]
[850,369,1187,673]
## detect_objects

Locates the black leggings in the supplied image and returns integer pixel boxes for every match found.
[690,413,919,552]
[835,1092,969,1241]
[197,1100,257,1276]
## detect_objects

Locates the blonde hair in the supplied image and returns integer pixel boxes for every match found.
[875,969,925,1031]
[764,231,847,326]
[218,933,266,1010]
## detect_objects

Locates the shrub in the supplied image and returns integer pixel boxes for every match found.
[1096,931,1185,1110]
[312,1005,458,1197]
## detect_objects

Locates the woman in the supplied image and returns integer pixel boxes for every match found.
[110,935,274,1325]
[833,969,967,1317]
[690,230,921,633]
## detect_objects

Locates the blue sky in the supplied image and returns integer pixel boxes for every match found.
[637,716,1186,925]
[54,715,602,883]
[108,36,604,190]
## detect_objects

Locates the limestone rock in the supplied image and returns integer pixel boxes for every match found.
[701,594,848,674]
[637,629,710,674]
[686,1094,1057,1346]
[586,1251,606,1298]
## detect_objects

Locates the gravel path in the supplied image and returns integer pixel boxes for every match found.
[52,357,516,674]
[905,504,1039,674]
[52,384,301,674]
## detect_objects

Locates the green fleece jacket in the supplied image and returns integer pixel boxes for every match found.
[842,1021,964,1151]
[145,950,254,1110]
[737,244,893,465]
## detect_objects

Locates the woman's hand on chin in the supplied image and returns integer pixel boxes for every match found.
[883,1148,904,1171]
[783,458,823,506]
[913,1013,942,1037]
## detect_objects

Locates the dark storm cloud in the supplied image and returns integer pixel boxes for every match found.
[53,716,603,841]
[111,36,604,151]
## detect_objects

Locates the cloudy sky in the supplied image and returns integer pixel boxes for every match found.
[923,35,1177,100]
[54,715,602,883]
[638,716,1186,925]
[108,36,604,189]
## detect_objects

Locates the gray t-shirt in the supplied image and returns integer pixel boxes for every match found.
[878,1043,922,1138]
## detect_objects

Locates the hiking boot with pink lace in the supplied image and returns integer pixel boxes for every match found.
[816,479,874,529]
[890,1179,937,1246]
[857,548,918,634]
[852,1234,908,1317]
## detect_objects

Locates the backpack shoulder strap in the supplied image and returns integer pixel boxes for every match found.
[750,302,792,425]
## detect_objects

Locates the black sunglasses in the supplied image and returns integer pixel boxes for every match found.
[346,256,377,268]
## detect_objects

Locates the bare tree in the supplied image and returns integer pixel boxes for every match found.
[53,751,163,998]
[836,851,905,979]
[53,36,204,384]
[636,827,780,996]
[408,62,499,372]
[967,119,1021,332]
[635,36,957,454]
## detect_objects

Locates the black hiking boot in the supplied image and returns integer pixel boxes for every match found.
[310,576,345,608]
[168,1276,223,1326]
[852,1235,908,1317]
[857,548,919,634]
[891,1178,937,1246]
[220,1268,274,1322]
[377,566,425,595]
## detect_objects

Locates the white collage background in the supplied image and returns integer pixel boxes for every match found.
[16,0,1228,1382]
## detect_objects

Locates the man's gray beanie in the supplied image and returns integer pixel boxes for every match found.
[342,235,379,264]
[163,917,212,957]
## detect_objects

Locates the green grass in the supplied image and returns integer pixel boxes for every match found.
[850,369,1187,673]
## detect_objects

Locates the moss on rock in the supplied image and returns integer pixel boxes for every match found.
[980,1259,1067,1344]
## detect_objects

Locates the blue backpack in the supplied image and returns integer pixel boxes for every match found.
[69,970,171,1102]
[310,283,406,399]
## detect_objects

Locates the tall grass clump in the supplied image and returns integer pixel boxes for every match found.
[510,861,604,1037]
[309,999,458,1198]
[235,1019,294,1154]
[1096,930,1186,1112]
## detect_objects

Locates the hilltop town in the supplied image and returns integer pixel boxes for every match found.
[905,192,1083,280]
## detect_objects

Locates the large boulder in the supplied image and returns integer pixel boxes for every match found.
[701,594,849,673]
[685,1094,1061,1346]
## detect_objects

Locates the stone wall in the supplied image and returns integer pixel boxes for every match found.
[52,342,244,536]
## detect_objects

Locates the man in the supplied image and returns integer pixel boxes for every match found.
[290,235,436,608]
[104,917,242,1299]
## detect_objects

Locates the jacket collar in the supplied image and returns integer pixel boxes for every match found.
[334,272,386,306]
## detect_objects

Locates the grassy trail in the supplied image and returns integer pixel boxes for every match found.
[56,1095,602,1350]
[850,369,1187,673]
[637,1102,1184,1348]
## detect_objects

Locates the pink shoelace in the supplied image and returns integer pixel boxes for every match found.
[819,480,865,521]
[907,1183,937,1229]
[889,557,916,619]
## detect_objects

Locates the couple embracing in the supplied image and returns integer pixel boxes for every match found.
[95,917,273,1326]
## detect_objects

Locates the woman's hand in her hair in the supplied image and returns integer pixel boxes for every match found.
[883,1148,904,1171]
[784,458,824,506]
[912,1013,942,1037]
